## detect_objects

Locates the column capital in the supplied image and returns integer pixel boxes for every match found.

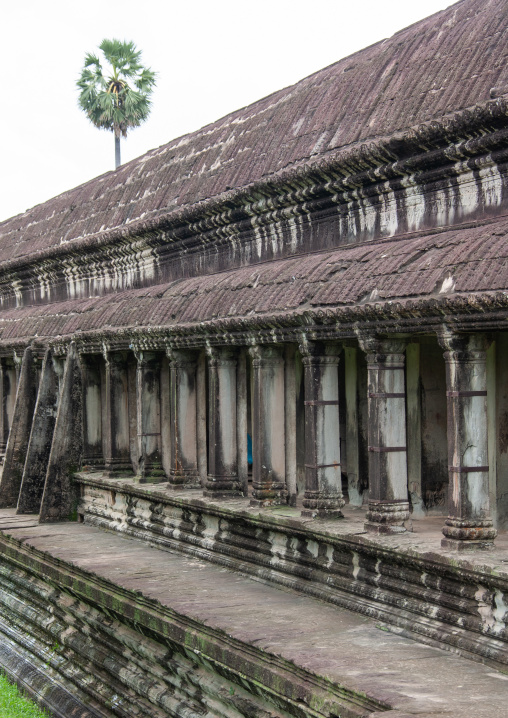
[12,350,23,369]
[102,345,129,366]
[298,334,341,361]
[248,344,284,366]
[437,329,490,359]
[165,346,198,366]
[206,345,237,367]
[132,348,163,367]
[357,335,407,357]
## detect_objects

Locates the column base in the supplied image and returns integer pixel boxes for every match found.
[441,517,497,547]
[135,473,165,485]
[81,457,104,472]
[301,491,345,519]
[364,500,410,534]
[250,497,288,508]
[104,460,134,478]
[301,508,344,519]
[441,537,496,551]
[364,522,409,535]
[251,482,287,507]
[203,474,243,498]
[167,469,201,490]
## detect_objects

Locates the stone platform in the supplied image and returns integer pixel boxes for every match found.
[75,474,508,670]
[0,510,508,718]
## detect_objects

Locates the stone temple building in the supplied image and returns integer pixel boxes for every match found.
[0,0,508,715]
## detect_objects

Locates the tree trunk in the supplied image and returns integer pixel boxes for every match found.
[115,135,121,169]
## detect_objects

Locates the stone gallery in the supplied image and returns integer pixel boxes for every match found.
[0,0,507,715]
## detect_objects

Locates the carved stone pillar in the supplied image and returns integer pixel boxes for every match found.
[0,359,16,456]
[80,354,104,469]
[300,341,343,518]
[166,348,200,489]
[103,351,132,476]
[0,360,6,457]
[135,351,164,481]
[439,331,496,550]
[360,338,410,533]
[249,345,287,507]
[204,347,241,497]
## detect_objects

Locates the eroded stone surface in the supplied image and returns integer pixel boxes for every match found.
[0,514,507,718]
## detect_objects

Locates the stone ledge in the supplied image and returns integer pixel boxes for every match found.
[0,526,386,718]
[75,474,508,670]
[1,514,508,718]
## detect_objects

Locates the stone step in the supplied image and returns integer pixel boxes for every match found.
[0,510,507,717]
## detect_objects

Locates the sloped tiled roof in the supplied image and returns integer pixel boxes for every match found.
[1,216,506,341]
[1,0,507,267]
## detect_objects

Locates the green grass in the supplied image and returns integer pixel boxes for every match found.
[0,673,50,718]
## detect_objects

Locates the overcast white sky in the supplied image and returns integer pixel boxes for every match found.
[1,0,455,222]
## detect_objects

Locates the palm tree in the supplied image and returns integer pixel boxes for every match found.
[77,39,156,169]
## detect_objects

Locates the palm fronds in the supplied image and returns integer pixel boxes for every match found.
[77,39,157,145]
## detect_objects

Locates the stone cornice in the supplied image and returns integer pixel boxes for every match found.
[2,290,505,355]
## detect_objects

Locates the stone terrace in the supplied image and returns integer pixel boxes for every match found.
[1,510,508,718]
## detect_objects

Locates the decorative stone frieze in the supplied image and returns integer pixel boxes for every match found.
[438,330,497,550]
[300,339,344,518]
[359,337,410,533]
[249,344,287,507]
[204,346,241,497]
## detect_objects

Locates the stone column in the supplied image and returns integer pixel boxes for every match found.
[166,348,200,489]
[80,354,103,470]
[285,344,298,506]
[196,351,208,485]
[406,342,424,517]
[17,349,59,514]
[39,343,83,523]
[204,347,241,497]
[0,360,6,457]
[135,351,164,482]
[0,347,38,508]
[103,351,132,476]
[344,346,362,506]
[237,349,249,496]
[160,354,171,478]
[439,331,496,550]
[249,345,287,507]
[300,341,343,518]
[361,338,410,533]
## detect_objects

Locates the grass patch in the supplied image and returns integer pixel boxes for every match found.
[0,673,50,717]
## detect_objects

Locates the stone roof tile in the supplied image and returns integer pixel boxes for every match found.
[1,0,507,267]
[1,215,507,341]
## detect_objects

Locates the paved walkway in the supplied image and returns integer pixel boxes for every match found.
[1,509,507,718]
